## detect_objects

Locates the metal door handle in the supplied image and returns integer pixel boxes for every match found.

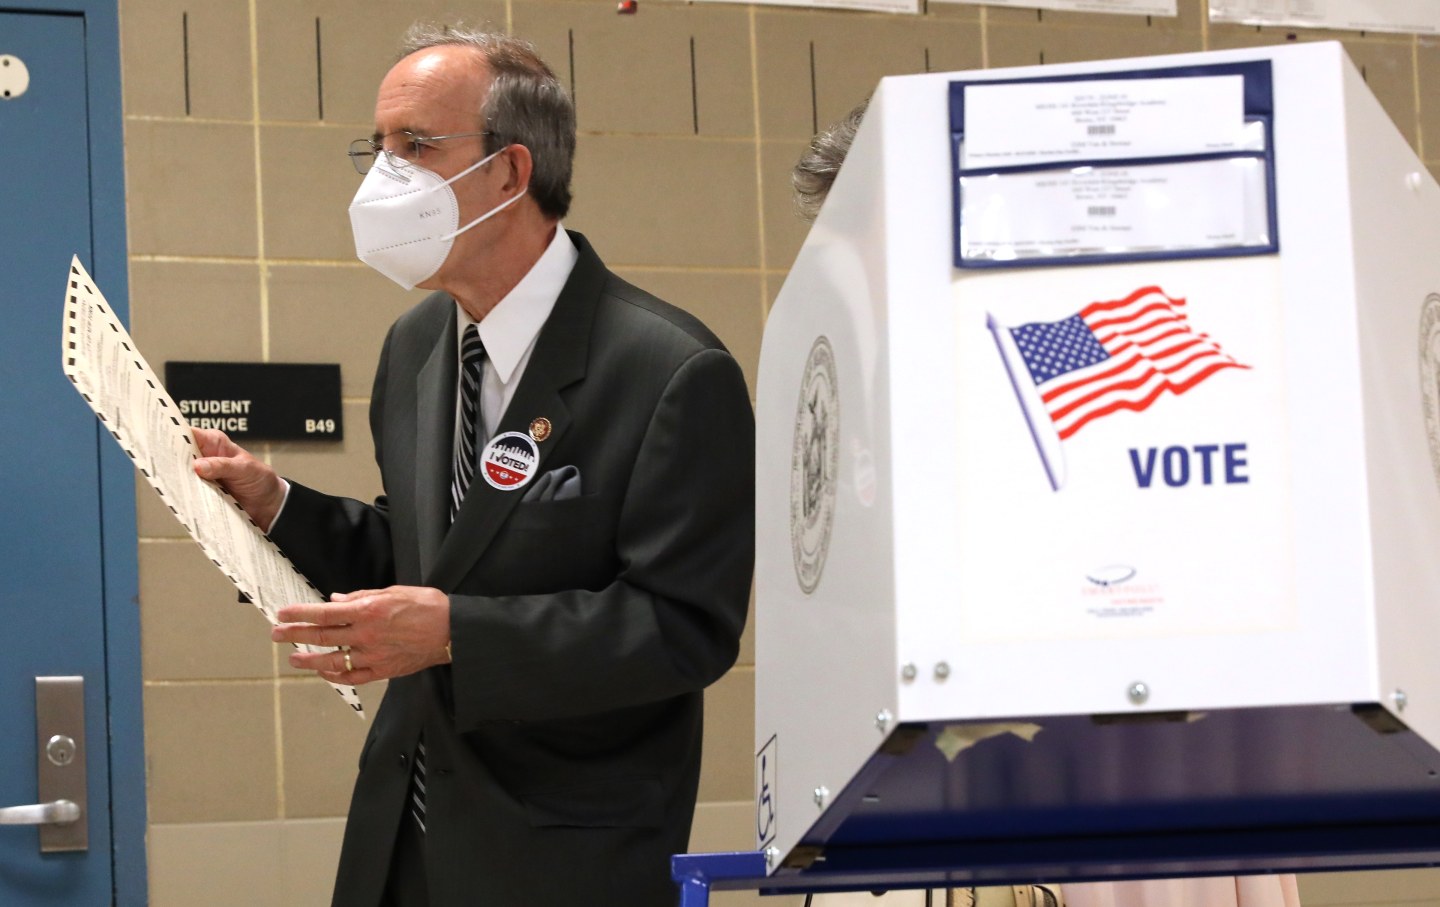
[0,799,80,826]
[21,677,88,851]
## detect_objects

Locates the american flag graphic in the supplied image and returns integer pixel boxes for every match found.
[1006,286,1249,441]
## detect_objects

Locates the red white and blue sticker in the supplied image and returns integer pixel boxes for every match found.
[481,431,539,491]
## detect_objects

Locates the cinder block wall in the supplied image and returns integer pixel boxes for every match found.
[117,1,1440,904]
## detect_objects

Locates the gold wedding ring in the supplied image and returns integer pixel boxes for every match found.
[342,647,354,673]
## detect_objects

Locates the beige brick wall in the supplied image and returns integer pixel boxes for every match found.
[117,0,1440,904]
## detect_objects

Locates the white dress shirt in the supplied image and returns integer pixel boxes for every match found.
[453,225,579,450]
[270,227,578,533]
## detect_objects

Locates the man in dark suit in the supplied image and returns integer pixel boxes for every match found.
[192,24,753,907]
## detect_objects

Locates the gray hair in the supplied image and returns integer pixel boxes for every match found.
[400,23,576,219]
[791,101,868,224]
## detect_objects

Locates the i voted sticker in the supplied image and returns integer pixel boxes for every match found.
[481,431,539,491]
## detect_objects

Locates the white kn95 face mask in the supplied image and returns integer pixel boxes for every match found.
[349,146,529,290]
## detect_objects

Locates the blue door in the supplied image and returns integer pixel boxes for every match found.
[0,6,144,904]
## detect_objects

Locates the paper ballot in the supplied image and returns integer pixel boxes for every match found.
[61,256,364,717]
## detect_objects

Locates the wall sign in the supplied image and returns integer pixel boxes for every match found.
[164,362,343,441]
[935,0,1176,16]
[1210,0,1440,34]
[693,0,916,13]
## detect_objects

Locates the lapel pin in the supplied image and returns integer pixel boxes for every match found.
[529,417,552,442]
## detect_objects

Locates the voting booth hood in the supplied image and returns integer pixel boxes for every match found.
[754,41,1440,883]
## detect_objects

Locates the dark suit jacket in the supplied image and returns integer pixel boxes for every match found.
[270,232,755,907]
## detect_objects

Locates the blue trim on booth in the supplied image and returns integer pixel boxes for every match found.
[5,1,146,903]
[678,822,1440,903]
[672,852,770,907]
[677,708,1440,900]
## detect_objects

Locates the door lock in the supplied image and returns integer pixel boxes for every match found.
[46,735,76,767]
[0,677,87,852]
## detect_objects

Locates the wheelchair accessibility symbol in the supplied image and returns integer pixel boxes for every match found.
[756,735,777,847]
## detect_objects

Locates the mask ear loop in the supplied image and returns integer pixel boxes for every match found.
[441,188,529,241]
[438,145,506,187]
[437,144,530,240]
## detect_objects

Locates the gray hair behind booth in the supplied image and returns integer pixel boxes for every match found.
[791,100,868,224]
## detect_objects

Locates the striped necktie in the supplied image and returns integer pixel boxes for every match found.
[411,738,429,833]
[415,323,484,834]
[450,323,486,519]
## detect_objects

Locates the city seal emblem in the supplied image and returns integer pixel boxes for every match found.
[790,336,839,595]
[1420,294,1440,492]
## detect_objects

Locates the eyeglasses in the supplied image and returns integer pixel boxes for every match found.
[347,130,494,175]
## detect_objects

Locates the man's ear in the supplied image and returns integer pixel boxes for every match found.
[501,144,533,194]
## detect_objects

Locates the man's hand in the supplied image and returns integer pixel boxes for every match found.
[271,586,452,684]
[191,428,288,532]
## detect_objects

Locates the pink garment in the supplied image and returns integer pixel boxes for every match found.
[1061,876,1301,907]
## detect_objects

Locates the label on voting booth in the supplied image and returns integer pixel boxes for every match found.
[951,61,1279,268]
[952,257,1296,642]
[960,158,1271,262]
[961,159,1267,264]
[960,76,1247,170]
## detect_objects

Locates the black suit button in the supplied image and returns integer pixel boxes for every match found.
[399,753,408,768]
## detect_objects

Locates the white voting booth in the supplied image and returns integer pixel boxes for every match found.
[751,41,1440,890]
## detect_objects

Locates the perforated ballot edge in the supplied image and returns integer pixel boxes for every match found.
[61,256,364,718]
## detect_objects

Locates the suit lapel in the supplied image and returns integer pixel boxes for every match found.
[425,231,604,591]
[414,314,457,578]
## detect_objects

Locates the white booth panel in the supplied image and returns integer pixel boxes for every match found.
[755,41,1440,882]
